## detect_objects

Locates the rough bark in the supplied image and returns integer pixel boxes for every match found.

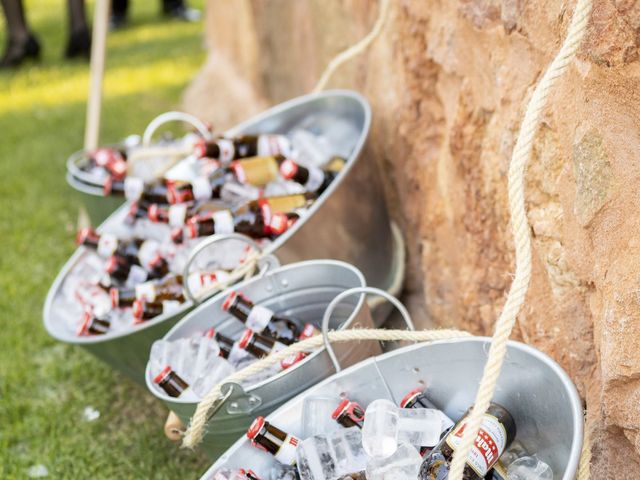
[183,0,640,474]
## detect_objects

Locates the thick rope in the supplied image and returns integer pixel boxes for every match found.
[577,421,591,480]
[181,328,471,448]
[447,0,593,477]
[311,0,390,93]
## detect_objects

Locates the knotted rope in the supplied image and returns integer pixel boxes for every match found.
[181,328,471,448]
[312,0,390,93]
[447,0,593,478]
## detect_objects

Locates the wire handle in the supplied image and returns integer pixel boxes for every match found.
[142,111,212,147]
[182,233,276,304]
[321,287,414,373]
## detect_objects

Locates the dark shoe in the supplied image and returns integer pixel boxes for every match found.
[0,34,41,69]
[65,28,91,59]
[164,6,201,22]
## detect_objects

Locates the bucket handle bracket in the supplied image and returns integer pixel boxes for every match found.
[206,382,262,420]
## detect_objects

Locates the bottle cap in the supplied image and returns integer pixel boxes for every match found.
[281,352,306,370]
[204,327,215,338]
[166,183,179,205]
[92,148,114,167]
[109,288,119,308]
[186,217,198,239]
[105,256,119,274]
[222,291,238,311]
[147,254,166,271]
[231,161,247,184]
[76,310,93,336]
[279,159,299,180]
[399,388,424,408]
[132,299,144,320]
[238,328,254,349]
[299,323,318,341]
[331,399,365,422]
[76,227,95,246]
[194,138,206,158]
[269,213,289,235]
[153,365,173,384]
[247,416,265,440]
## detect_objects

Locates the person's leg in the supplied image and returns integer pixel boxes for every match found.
[65,0,90,59]
[0,0,40,68]
[110,0,128,30]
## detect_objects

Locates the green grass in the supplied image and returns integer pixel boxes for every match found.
[0,1,212,478]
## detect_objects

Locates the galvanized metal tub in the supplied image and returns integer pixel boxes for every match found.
[42,215,275,384]
[202,338,583,480]
[145,260,380,458]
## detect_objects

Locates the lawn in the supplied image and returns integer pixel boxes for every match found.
[0,1,212,478]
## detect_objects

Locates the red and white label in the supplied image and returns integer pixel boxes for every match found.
[135,282,157,302]
[213,210,234,234]
[446,414,507,477]
[274,434,300,465]
[245,305,274,332]
[97,233,118,257]
[168,204,188,227]
[217,139,235,163]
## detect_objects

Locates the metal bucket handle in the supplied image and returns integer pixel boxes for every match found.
[321,287,415,373]
[142,111,212,147]
[182,233,279,304]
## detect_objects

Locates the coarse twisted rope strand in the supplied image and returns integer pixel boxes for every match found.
[578,422,592,480]
[447,0,593,478]
[312,0,390,93]
[181,328,471,448]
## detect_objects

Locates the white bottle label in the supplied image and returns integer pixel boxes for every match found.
[137,240,160,268]
[168,204,188,227]
[126,265,149,288]
[217,139,235,164]
[213,210,234,234]
[445,414,507,477]
[162,300,181,315]
[245,305,274,332]
[304,166,325,192]
[258,134,292,157]
[135,282,157,302]
[274,434,300,465]
[97,233,118,257]
[124,177,144,201]
[191,177,213,201]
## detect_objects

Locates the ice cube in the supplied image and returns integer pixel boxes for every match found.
[501,440,528,467]
[171,338,197,381]
[301,396,343,438]
[397,408,442,448]
[507,455,553,480]
[289,129,334,168]
[296,427,367,480]
[365,443,422,480]
[263,179,305,197]
[269,463,299,480]
[362,399,399,459]
[191,357,235,398]
[149,340,173,372]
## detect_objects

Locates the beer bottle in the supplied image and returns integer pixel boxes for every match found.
[89,147,127,179]
[147,202,199,227]
[195,134,291,164]
[77,228,148,264]
[238,328,287,358]
[106,255,148,285]
[222,291,301,345]
[298,323,320,341]
[204,328,234,359]
[331,399,365,429]
[135,274,184,303]
[132,298,181,322]
[104,176,171,205]
[234,193,317,220]
[153,365,197,400]
[109,286,136,308]
[125,201,151,225]
[279,159,337,195]
[231,155,287,187]
[76,309,110,336]
[326,156,347,173]
[166,171,230,205]
[246,417,300,466]
[419,402,516,480]
[184,210,235,240]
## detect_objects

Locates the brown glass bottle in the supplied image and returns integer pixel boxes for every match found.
[103,176,171,205]
[166,171,229,205]
[238,328,287,358]
[279,159,337,194]
[125,201,151,225]
[419,402,516,480]
[332,399,365,429]
[153,366,189,398]
[195,134,291,163]
[246,417,300,465]
[204,327,234,359]
[231,154,287,186]
[222,291,301,345]
[109,286,136,308]
[132,298,181,322]
[185,210,237,240]
[234,193,317,219]
[135,274,184,303]
[77,310,111,336]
